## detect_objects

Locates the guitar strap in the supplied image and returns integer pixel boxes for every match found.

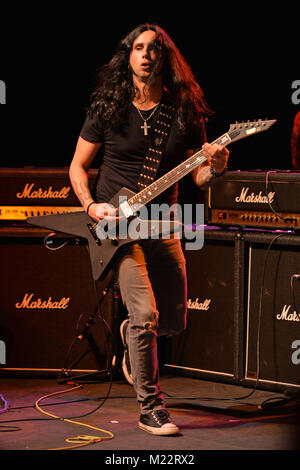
[137,99,176,190]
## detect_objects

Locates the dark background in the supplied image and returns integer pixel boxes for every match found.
[0,4,299,173]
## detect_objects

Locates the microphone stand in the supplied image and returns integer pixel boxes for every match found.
[57,275,124,384]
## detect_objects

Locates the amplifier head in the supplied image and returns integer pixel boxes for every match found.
[205,171,300,230]
[0,168,99,222]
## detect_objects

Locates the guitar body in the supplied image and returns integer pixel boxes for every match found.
[27,187,182,281]
[26,120,276,281]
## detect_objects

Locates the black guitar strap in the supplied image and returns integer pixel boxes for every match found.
[137,100,176,190]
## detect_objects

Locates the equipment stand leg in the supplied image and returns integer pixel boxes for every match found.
[57,277,123,384]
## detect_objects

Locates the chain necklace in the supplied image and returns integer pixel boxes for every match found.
[135,104,159,136]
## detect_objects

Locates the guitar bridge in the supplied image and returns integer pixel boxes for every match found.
[87,222,102,245]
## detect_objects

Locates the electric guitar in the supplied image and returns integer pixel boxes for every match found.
[27,119,276,281]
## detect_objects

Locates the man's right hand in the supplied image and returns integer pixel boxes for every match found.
[88,202,121,223]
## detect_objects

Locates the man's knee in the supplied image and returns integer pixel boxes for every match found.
[143,310,159,332]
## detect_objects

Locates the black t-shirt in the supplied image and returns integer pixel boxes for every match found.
[80,103,206,206]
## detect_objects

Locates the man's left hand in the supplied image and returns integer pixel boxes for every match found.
[202,142,229,173]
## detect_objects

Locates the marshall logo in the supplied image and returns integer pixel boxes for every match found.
[187,298,211,310]
[16,183,70,199]
[15,293,70,310]
[276,304,300,322]
[235,186,275,204]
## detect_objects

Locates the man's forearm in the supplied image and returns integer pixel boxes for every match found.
[193,163,215,189]
[69,164,94,210]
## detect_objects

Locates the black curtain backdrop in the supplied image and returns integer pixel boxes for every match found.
[1,4,299,175]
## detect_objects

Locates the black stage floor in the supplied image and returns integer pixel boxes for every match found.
[0,373,299,458]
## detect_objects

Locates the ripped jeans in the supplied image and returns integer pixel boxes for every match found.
[115,237,187,413]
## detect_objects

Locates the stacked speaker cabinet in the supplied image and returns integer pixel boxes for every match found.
[2,225,300,392]
[0,228,120,376]
[243,231,300,392]
[165,227,300,393]
[164,228,245,384]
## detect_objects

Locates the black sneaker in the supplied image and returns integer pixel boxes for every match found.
[139,409,180,435]
[120,319,133,385]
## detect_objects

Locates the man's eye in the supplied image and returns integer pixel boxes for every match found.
[149,40,159,52]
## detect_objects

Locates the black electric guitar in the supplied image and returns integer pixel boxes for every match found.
[27,119,276,280]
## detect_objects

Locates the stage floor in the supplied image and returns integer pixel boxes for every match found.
[0,373,299,456]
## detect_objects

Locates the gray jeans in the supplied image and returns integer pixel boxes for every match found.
[115,237,187,413]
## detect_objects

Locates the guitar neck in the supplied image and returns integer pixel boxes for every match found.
[129,132,231,209]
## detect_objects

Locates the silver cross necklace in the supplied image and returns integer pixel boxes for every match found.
[135,104,159,136]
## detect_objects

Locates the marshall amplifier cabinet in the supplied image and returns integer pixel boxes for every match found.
[0,228,122,376]
[205,170,300,231]
[243,231,300,392]
[164,228,245,384]
[0,168,98,223]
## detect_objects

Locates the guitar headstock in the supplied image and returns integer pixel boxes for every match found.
[228,119,277,143]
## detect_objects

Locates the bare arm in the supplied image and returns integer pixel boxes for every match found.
[69,137,120,222]
[190,143,229,188]
[69,136,102,211]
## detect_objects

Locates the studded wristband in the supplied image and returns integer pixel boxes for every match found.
[210,165,227,178]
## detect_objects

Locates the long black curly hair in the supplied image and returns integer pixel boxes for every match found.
[88,23,212,133]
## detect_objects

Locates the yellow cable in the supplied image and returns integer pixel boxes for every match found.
[35,385,114,450]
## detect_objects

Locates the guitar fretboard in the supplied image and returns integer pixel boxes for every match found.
[128,133,231,209]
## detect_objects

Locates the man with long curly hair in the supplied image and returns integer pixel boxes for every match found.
[69,24,229,435]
